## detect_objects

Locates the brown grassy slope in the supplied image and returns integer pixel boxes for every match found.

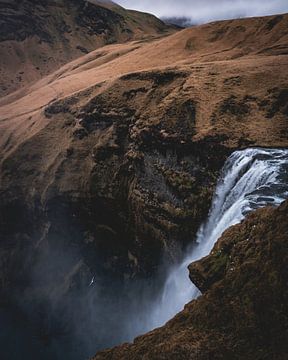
[0,0,174,96]
[93,200,288,360]
[1,14,288,161]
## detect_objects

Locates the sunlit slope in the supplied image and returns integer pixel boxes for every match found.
[1,13,287,155]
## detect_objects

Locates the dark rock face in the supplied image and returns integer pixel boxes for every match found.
[0,0,69,43]
[75,1,124,38]
[94,201,288,359]
[0,69,228,358]
[0,69,228,287]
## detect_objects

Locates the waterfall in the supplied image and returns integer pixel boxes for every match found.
[3,148,287,359]
[148,147,288,329]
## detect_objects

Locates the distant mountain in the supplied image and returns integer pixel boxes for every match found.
[162,16,193,28]
[0,0,175,96]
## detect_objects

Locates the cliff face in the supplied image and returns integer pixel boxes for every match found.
[0,13,288,356]
[0,0,173,96]
[93,200,288,359]
[0,14,288,289]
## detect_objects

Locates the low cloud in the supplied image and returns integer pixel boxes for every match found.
[117,0,288,24]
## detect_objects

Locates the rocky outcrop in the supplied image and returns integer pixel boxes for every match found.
[93,200,288,359]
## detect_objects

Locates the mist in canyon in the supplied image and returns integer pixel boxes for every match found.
[1,148,287,360]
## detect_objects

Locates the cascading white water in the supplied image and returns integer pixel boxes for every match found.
[148,147,288,329]
[7,148,286,359]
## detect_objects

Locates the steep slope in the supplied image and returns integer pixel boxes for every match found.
[93,200,288,359]
[0,0,174,96]
[0,13,287,357]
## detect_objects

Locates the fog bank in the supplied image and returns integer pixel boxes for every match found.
[117,0,288,24]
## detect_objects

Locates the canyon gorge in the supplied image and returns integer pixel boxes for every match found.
[0,1,288,359]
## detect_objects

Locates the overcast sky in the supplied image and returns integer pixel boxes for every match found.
[116,0,288,24]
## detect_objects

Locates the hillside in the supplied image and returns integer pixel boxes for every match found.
[0,12,288,359]
[1,12,288,280]
[0,0,174,96]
